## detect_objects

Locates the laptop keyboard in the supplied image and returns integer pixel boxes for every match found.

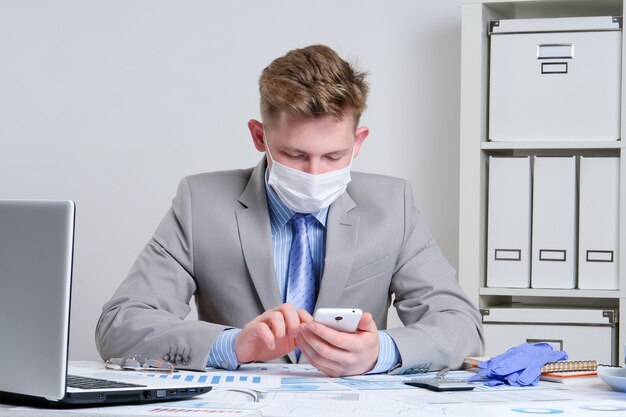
[67,374,147,389]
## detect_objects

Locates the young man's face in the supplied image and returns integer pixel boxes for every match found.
[249,112,369,175]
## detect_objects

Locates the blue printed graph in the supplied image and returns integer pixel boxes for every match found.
[511,408,565,414]
[145,373,262,385]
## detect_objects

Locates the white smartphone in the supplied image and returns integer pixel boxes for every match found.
[313,308,363,333]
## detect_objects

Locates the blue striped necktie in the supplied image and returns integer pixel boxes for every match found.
[287,214,317,314]
[286,214,317,360]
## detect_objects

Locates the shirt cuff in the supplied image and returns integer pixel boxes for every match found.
[366,331,401,374]
[206,328,241,370]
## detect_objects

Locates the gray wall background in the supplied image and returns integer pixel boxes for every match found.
[0,0,462,361]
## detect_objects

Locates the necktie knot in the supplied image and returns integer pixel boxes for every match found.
[291,213,314,235]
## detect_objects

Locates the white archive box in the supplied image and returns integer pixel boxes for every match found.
[578,157,620,290]
[487,157,532,288]
[489,16,622,141]
[481,306,617,364]
[531,156,577,289]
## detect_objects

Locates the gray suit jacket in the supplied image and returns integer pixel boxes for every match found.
[96,159,484,373]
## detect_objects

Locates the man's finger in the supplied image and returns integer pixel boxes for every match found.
[276,303,302,331]
[256,322,278,350]
[297,309,314,323]
[259,310,286,338]
[305,321,358,351]
[297,333,343,377]
[357,312,376,332]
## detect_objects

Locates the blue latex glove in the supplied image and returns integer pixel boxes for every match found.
[468,342,568,386]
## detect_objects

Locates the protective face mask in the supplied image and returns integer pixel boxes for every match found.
[265,133,354,213]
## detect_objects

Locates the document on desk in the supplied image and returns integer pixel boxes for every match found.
[262,401,488,417]
[4,364,624,417]
[480,399,626,417]
[256,368,490,416]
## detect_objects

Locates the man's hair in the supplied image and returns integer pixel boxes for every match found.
[259,44,369,127]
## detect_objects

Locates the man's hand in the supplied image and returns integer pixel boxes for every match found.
[235,303,308,363]
[297,311,379,377]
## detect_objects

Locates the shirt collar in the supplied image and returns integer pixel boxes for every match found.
[264,168,328,235]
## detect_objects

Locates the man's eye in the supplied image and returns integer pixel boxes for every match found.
[326,155,343,161]
[286,153,306,160]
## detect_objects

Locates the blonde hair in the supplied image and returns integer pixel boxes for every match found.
[259,44,369,127]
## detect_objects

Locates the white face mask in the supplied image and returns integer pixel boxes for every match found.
[265,133,354,213]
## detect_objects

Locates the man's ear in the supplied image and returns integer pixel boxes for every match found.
[353,126,369,158]
[248,119,266,152]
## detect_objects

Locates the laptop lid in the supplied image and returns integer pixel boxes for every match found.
[0,200,211,405]
[0,200,74,401]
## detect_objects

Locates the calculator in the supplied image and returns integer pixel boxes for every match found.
[404,377,477,391]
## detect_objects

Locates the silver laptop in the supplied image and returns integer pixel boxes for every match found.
[0,200,211,406]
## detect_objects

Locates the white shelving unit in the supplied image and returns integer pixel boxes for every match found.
[458,0,625,365]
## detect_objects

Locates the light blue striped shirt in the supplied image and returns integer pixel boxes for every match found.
[207,170,400,373]
[264,177,328,301]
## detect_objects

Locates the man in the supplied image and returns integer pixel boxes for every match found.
[96,44,483,376]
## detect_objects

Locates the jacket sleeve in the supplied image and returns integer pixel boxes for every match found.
[95,178,228,370]
[386,181,485,374]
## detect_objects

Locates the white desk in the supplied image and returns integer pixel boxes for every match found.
[1,362,626,416]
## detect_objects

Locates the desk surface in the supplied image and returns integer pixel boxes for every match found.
[1,361,625,416]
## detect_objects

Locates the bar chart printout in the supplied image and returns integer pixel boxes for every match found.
[144,372,279,389]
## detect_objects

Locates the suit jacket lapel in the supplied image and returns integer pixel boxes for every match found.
[236,159,283,313]
[315,191,359,309]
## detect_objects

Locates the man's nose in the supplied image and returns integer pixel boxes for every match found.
[303,159,322,175]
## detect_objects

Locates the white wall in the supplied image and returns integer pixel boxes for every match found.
[0,0,462,360]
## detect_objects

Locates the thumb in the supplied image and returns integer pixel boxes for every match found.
[357,312,377,333]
